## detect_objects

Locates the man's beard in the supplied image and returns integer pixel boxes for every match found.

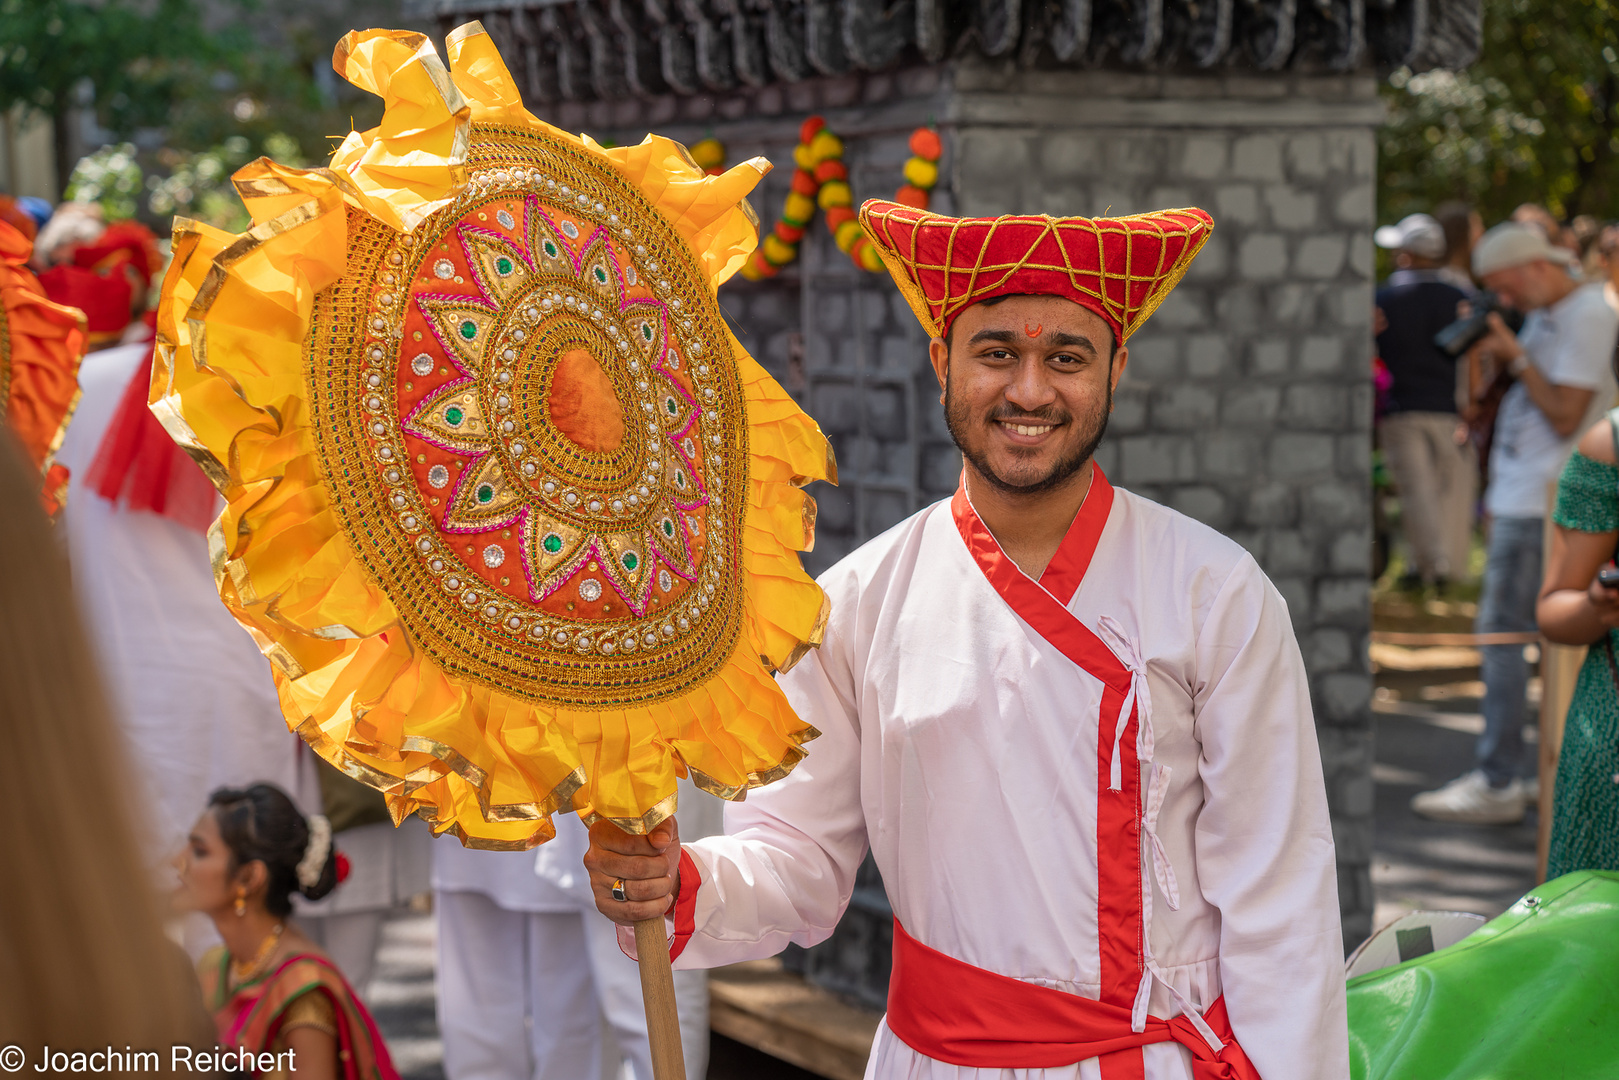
[944,368,1111,496]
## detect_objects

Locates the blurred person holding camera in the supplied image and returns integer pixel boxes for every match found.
[1374,213,1477,593]
[0,433,214,1072]
[1413,223,1619,824]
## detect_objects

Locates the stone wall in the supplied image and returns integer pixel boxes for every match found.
[585,62,1382,990]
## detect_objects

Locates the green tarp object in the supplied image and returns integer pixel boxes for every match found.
[1348,870,1619,1079]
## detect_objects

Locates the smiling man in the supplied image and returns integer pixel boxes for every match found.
[586,202,1348,1079]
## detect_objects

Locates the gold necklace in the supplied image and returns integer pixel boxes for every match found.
[229,923,284,985]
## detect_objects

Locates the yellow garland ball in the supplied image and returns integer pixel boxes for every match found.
[793,143,817,171]
[809,130,843,165]
[783,192,816,223]
[740,260,764,281]
[761,234,797,265]
[902,157,939,189]
[834,219,864,253]
[856,242,884,272]
[689,137,725,170]
[817,180,852,210]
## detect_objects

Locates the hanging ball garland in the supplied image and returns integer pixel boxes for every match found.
[742,117,943,280]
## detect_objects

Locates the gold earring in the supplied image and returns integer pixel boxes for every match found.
[234,890,246,917]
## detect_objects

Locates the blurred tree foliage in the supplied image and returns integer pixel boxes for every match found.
[1379,0,1619,225]
[0,0,406,223]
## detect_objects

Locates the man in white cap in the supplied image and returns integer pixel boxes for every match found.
[1373,213,1476,594]
[1413,222,1619,824]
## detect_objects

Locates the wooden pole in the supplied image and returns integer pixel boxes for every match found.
[634,916,687,1080]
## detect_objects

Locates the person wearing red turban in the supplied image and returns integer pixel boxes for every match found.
[588,202,1349,1080]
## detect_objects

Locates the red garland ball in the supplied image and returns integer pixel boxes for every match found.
[335,850,351,885]
[799,116,827,146]
[813,159,848,183]
[909,127,943,161]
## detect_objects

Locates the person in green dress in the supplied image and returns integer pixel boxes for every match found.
[1536,411,1619,876]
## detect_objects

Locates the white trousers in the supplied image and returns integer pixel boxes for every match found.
[435,890,709,1080]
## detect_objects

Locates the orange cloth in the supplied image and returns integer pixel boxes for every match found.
[859,200,1214,342]
[0,219,86,506]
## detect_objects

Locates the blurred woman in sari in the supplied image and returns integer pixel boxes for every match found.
[175,783,399,1080]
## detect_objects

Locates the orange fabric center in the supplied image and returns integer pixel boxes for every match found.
[548,347,625,452]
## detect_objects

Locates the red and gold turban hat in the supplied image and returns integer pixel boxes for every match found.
[1,215,86,511]
[858,200,1214,343]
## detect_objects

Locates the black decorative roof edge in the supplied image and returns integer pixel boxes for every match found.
[405,0,1479,106]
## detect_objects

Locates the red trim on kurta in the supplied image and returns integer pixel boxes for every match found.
[1037,466,1115,605]
[949,471,1146,1078]
[886,919,1260,1079]
[668,847,701,961]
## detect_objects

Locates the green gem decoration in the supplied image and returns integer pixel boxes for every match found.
[459,320,478,341]
[674,471,686,489]
[664,397,678,416]
[641,324,654,342]
[543,240,559,258]
[542,533,563,554]
[622,552,639,571]
[476,483,495,504]
[444,405,465,427]
[661,519,675,537]
[495,257,514,276]
[593,266,609,284]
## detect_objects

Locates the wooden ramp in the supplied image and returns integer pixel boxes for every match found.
[708,959,882,1080]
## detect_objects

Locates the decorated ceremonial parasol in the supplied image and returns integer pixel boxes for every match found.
[0,206,86,513]
[153,24,833,1075]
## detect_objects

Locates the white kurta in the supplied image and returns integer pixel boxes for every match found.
[665,479,1348,1080]
[55,342,304,864]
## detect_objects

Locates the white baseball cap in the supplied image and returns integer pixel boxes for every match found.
[1373,213,1447,261]
[1472,221,1577,277]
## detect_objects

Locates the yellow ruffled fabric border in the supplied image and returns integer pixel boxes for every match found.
[153,23,834,849]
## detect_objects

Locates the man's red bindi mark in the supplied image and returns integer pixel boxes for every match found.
[1024,321,1043,338]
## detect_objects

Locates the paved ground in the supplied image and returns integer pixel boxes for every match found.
[365,660,1537,1079]
[1370,665,1540,929]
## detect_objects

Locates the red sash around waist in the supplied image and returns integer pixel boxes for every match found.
[886,920,1261,1079]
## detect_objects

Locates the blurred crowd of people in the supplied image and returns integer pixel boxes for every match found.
[1374,201,1619,869]
[0,194,713,1080]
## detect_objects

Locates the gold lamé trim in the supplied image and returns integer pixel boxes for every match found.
[685,726,820,801]
[769,593,830,674]
[233,175,300,200]
[296,713,586,843]
[445,20,487,49]
[419,816,550,852]
[149,393,230,489]
[801,488,818,552]
[399,733,490,790]
[789,440,838,489]
[579,790,680,837]
[207,519,230,588]
[806,593,830,647]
